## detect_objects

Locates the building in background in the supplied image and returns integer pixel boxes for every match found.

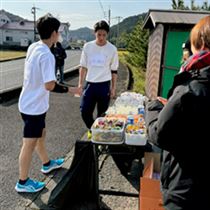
[0,10,71,48]
[143,9,210,99]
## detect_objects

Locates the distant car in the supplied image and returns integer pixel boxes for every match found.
[74,46,81,50]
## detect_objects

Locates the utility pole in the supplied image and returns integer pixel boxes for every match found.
[31,5,40,42]
[116,16,122,38]
[107,7,111,41]
[108,7,111,26]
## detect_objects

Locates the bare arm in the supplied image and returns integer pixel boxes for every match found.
[45,81,56,91]
[78,66,87,95]
[110,72,118,99]
[110,48,119,99]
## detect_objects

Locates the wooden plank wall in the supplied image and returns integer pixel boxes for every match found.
[145,24,164,99]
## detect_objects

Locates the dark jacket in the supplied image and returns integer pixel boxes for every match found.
[145,67,210,210]
[51,43,67,67]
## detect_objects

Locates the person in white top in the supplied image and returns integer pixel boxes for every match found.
[78,20,119,138]
[15,14,79,193]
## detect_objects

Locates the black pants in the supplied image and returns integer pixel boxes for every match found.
[80,81,110,129]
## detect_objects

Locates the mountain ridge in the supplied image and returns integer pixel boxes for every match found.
[69,13,146,41]
[70,27,94,41]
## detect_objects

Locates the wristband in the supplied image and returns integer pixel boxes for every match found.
[111,70,118,74]
[52,83,68,93]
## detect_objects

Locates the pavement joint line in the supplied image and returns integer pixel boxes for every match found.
[64,65,80,73]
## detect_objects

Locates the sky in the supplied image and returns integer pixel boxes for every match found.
[1,0,195,30]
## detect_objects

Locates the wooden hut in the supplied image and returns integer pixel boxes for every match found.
[143,9,210,99]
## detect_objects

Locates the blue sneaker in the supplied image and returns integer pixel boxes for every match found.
[15,178,45,193]
[41,158,64,174]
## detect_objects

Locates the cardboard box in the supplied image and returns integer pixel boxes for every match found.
[140,197,164,210]
[139,152,164,210]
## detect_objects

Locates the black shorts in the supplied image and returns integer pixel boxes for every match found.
[21,113,46,138]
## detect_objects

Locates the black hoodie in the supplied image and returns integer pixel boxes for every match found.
[145,67,210,210]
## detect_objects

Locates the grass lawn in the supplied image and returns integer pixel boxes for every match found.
[0,50,26,61]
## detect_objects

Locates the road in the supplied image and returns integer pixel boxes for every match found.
[0,50,81,94]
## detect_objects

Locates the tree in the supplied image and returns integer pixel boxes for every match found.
[191,0,197,10]
[172,0,210,11]
[201,0,210,10]
[172,0,188,9]
[126,20,149,68]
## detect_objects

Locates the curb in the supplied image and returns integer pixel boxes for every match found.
[0,56,26,63]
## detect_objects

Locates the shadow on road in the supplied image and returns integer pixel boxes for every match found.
[0,88,21,106]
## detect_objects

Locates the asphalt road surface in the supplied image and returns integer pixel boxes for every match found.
[0,74,87,210]
[0,50,81,93]
[0,50,84,210]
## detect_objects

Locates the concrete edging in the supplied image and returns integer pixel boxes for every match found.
[0,56,26,63]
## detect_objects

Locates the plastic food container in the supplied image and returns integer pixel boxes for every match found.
[91,117,126,144]
[125,132,147,145]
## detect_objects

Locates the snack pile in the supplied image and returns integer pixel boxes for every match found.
[93,118,124,130]
[91,117,126,144]
[91,92,148,145]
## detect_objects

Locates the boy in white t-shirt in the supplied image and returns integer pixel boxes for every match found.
[78,20,119,138]
[15,14,78,193]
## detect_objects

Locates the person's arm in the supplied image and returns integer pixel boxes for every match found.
[41,53,74,93]
[78,67,87,95]
[45,80,68,93]
[78,45,88,95]
[62,48,67,59]
[45,80,79,94]
[57,48,66,60]
[110,72,117,99]
[145,86,188,151]
[45,81,55,91]
[110,48,119,98]
[157,96,168,105]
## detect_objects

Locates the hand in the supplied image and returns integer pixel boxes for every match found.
[78,86,83,96]
[68,87,80,95]
[110,88,116,99]
[147,99,164,111]
[157,96,167,105]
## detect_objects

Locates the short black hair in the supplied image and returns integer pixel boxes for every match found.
[94,20,109,33]
[36,14,60,39]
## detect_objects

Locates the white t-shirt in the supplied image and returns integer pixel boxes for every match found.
[80,40,119,83]
[18,41,56,115]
